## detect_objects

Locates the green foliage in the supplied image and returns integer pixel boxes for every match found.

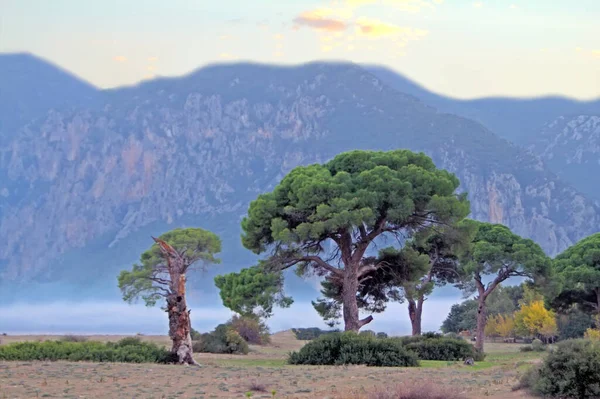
[531,338,544,351]
[241,150,470,328]
[242,149,468,254]
[193,324,249,355]
[456,221,551,293]
[523,339,600,398]
[0,337,173,363]
[441,283,525,333]
[557,309,594,340]
[291,327,340,340]
[228,315,271,345]
[441,300,478,333]
[552,233,600,315]
[287,332,419,367]
[190,327,202,341]
[214,265,292,319]
[118,227,221,306]
[393,334,481,361]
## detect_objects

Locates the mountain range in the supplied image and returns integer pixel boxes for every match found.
[0,53,598,304]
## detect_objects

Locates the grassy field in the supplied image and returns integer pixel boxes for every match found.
[0,331,541,399]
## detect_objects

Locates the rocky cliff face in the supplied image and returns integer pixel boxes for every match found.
[528,115,600,201]
[0,61,599,288]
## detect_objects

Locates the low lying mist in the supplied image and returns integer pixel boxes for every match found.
[0,299,459,336]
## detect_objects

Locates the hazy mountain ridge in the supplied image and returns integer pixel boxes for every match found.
[365,65,600,146]
[0,55,599,300]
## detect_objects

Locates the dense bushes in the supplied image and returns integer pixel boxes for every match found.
[229,315,271,345]
[288,332,419,367]
[192,324,249,355]
[291,327,340,340]
[403,337,478,361]
[520,339,600,398]
[393,333,483,361]
[288,332,482,366]
[0,337,174,363]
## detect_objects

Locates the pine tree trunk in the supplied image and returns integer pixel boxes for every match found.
[166,275,199,366]
[475,297,487,353]
[342,265,372,332]
[408,298,423,336]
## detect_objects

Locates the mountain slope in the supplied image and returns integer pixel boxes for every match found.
[528,115,600,200]
[0,60,599,301]
[0,53,101,140]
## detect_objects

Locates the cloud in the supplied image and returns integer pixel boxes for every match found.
[355,17,428,40]
[113,55,127,62]
[293,9,348,32]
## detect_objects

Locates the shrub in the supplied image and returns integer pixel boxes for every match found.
[229,315,270,345]
[392,334,482,361]
[287,332,419,367]
[0,337,172,363]
[519,345,534,352]
[192,324,249,355]
[190,327,202,341]
[532,338,544,351]
[403,337,478,361]
[584,328,600,341]
[444,332,461,339]
[291,327,339,340]
[368,383,467,399]
[520,339,600,398]
[60,335,88,342]
[520,338,546,352]
[376,332,389,339]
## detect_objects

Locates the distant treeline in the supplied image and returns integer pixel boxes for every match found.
[292,327,388,340]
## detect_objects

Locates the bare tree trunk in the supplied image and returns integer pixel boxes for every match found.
[342,265,373,332]
[408,298,424,336]
[166,275,199,366]
[475,296,487,353]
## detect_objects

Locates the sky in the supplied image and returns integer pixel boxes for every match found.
[1,0,599,100]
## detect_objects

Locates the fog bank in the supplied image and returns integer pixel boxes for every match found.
[0,298,460,336]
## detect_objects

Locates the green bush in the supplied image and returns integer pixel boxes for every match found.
[392,334,483,361]
[228,315,271,345]
[520,339,600,398]
[0,338,173,363]
[192,324,249,355]
[190,327,202,341]
[60,335,88,342]
[519,338,546,353]
[287,332,419,367]
[291,327,340,340]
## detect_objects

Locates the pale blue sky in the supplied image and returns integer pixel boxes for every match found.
[1,0,599,99]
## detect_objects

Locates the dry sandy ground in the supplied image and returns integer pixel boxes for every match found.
[0,331,539,399]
